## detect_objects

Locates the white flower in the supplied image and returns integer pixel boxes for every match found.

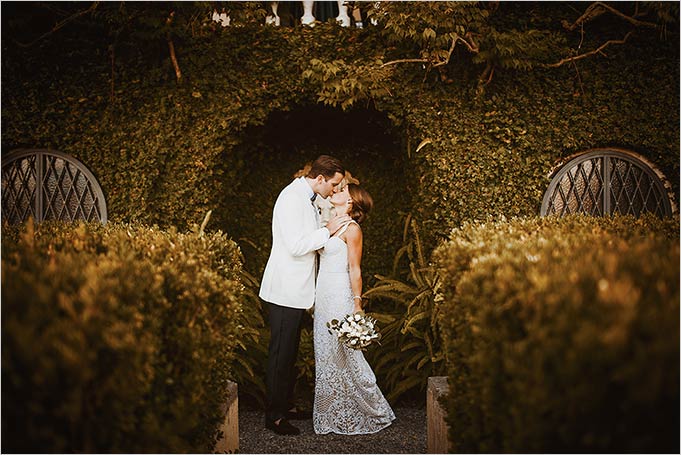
[327,313,380,350]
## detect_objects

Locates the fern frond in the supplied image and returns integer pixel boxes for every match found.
[409,262,426,288]
[234,355,255,378]
[402,212,413,244]
[369,312,398,324]
[416,356,430,371]
[391,243,411,276]
[400,340,423,352]
[411,219,426,267]
[407,288,433,314]
[387,374,423,403]
[402,310,430,333]
[405,350,427,369]
[404,325,426,339]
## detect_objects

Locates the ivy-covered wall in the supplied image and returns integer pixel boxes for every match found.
[225,105,409,277]
[2,23,678,273]
[390,32,679,249]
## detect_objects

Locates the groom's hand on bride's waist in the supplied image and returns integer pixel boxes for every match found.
[326,214,351,235]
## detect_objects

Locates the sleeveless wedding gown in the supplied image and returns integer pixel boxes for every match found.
[313,222,396,435]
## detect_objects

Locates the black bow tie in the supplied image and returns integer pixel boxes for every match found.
[310,193,317,202]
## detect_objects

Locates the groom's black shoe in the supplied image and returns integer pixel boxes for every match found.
[286,409,312,420]
[266,418,301,435]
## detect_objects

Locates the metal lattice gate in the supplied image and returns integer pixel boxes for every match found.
[540,148,674,218]
[2,149,107,224]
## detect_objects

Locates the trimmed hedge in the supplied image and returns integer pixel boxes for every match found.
[1,219,243,453]
[435,215,680,453]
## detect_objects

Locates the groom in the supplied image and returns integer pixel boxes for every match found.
[259,155,351,435]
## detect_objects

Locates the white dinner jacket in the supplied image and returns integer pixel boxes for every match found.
[259,177,330,309]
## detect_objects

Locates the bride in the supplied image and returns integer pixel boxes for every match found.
[313,181,396,435]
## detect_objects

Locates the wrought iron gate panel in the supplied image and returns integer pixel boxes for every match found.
[2,155,38,222]
[541,149,673,218]
[544,156,605,216]
[608,156,668,217]
[2,149,107,224]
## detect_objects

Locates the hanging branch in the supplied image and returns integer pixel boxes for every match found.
[15,2,100,47]
[544,31,633,68]
[479,62,495,86]
[380,32,479,69]
[380,58,432,68]
[166,11,182,83]
[108,24,125,104]
[562,2,660,31]
[110,45,115,102]
[571,60,586,97]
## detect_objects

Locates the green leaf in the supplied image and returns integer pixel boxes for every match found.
[402,310,430,333]
[400,340,423,352]
[386,374,423,403]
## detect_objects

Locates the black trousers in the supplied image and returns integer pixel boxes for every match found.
[265,301,304,423]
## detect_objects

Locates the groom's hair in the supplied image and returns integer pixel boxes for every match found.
[307,155,345,180]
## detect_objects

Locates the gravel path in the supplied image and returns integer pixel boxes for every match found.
[238,403,426,454]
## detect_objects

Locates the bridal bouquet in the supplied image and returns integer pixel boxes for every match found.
[327,311,381,350]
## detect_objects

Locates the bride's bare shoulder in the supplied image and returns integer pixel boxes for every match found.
[344,221,362,241]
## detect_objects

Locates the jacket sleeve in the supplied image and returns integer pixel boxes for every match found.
[274,191,329,257]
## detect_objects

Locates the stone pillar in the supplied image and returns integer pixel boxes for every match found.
[336,0,351,27]
[214,381,238,454]
[301,1,316,26]
[265,1,280,26]
[427,376,451,453]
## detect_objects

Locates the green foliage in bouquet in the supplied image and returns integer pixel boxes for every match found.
[327,311,381,351]
[364,215,446,403]
[435,214,680,453]
[2,217,244,453]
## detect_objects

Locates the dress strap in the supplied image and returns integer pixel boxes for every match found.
[334,220,358,238]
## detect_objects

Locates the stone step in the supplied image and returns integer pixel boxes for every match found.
[214,380,239,453]
[427,376,450,453]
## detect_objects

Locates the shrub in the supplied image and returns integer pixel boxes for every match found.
[435,214,679,453]
[1,218,243,453]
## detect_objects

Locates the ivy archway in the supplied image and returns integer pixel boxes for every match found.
[225,104,408,279]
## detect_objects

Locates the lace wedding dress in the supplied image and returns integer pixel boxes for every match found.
[313,222,396,435]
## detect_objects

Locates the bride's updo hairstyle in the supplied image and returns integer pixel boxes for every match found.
[347,184,373,224]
